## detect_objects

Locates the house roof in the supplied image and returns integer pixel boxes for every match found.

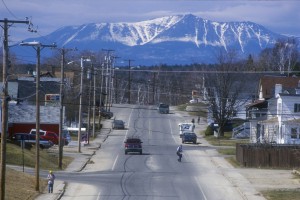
[0,82,18,100]
[246,100,267,108]
[259,75,300,100]
[8,104,60,124]
[17,77,60,104]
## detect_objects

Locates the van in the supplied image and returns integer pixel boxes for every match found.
[178,123,195,138]
[158,103,169,114]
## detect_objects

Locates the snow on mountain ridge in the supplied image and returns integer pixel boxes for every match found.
[16,14,289,65]
[56,14,278,52]
[107,15,184,46]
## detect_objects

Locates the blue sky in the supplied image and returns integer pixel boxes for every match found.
[1,0,300,43]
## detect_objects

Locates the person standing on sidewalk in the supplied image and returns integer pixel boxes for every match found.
[47,170,56,193]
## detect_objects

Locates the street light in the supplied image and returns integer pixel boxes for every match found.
[19,41,56,191]
[78,57,91,153]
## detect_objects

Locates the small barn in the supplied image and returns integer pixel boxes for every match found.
[8,103,61,137]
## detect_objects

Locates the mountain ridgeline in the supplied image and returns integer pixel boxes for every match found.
[18,14,288,66]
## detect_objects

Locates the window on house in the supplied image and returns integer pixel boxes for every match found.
[291,128,298,139]
[294,104,300,113]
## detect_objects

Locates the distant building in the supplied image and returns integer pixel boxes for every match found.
[7,103,62,136]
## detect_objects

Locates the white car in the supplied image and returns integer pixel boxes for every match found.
[189,99,198,104]
[178,123,195,138]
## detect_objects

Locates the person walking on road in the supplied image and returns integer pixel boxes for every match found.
[197,116,200,124]
[177,145,183,162]
[47,170,56,193]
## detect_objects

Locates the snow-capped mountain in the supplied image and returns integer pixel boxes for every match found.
[16,14,287,65]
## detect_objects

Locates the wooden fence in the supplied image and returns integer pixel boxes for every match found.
[236,144,300,168]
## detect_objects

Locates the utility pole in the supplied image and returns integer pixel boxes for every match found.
[78,57,91,153]
[20,41,56,191]
[58,47,76,169]
[108,56,119,111]
[87,64,92,144]
[152,72,156,105]
[0,18,29,200]
[125,59,134,104]
[102,49,114,111]
[98,63,104,127]
[92,64,96,138]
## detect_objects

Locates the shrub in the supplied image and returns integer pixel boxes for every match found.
[205,125,214,136]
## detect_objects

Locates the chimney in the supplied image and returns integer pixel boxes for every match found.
[275,84,282,97]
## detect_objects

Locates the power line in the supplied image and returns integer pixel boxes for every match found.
[1,0,19,19]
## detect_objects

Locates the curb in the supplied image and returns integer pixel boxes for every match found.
[56,182,66,200]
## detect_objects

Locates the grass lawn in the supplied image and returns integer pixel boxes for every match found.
[261,189,300,200]
[2,142,74,200]
[204,132,249,146]
[203,131,300,200]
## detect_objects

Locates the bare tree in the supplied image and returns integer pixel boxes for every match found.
[205,49,248,137]
[258,38,299,75]
[273,38,298,76]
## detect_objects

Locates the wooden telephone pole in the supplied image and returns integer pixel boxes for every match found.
[0,18,29,200]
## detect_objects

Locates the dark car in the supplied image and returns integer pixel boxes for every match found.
[124,137,143,155]
[100,108,113,119]
[158,103,169,114]
[12,133,54,149]
[112,120,125,129]
[182,132,197,144]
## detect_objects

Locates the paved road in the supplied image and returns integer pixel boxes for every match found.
[58,104,264,200]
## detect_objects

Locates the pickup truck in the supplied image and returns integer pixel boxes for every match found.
[29,129,65,145]
[11,133,53,149]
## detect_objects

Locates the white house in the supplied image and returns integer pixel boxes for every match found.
[250,83,300,144]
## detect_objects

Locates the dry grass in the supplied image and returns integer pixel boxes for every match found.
[204,132,249,146]
[2,142,74,200]
[261,189,300,200]
[6,168,47,200]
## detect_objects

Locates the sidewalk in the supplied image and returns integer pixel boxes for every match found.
[35,121,112,200]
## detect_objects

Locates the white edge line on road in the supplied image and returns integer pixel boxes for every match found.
[125,106,134,139]
[112,154,119,171]
[169,119,177,143]
[194,176,208,200]
[97,191,101,200]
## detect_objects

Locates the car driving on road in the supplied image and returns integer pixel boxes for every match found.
[124,137,143,155]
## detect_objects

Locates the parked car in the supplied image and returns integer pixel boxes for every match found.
[112,120,125,129]
[124,137,143,155]
[63,129,71,145]
[30,129,66,145]
[11,133,54,149]
[100,108,113,119]
[181,132,197,144]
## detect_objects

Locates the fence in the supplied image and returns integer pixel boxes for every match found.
[236,143,300,168]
